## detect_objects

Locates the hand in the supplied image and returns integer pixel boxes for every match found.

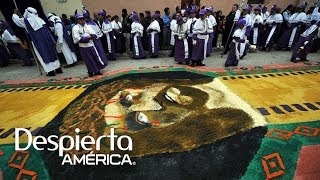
[192,40,197,45]
[304,41,309,45]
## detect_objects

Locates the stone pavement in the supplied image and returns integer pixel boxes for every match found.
[0,50,319,82]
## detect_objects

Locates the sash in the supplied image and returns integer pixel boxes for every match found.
[288,27,298,48]
[151,31,156,53]
[265,26,277,47]
[134,33,139,56]
[183,38,189,59]
[106,33,112,53]
[253,27,258,45]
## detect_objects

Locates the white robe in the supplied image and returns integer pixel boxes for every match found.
[170,19,177,45]
[54,21,77,65]
[102,21,114,53]
[131,22,144,56]
[12,14,60,73]
[173,23,189,58]
[193,18,213,59]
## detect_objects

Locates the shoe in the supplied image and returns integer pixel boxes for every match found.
[64,63,75,68]
[291,58,297,63]
[55,67,63,74]
[95,72,102,75]
[190,62,196,67]
[197,62,206,66]
[185,60,190,65]
[22,63,33,67]
[46,71,56,76]
[177,62,183,64]
[88,73,94,77]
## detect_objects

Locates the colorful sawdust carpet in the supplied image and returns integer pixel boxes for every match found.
[0,62,319,179]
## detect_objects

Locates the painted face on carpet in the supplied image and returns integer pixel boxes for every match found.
[59,76,266,157]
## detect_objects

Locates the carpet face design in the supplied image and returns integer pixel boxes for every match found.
[0,64,319,179]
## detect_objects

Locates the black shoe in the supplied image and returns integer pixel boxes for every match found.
[88,73,94,77]
[95,72,102,75]
[55,67,63,74]
[206,54,210,57]
[168,54,174,57]
[151,55,158,58]
[46,71,56,76]
[291,58,297,63]
[22,63,33,67]
[64,63,75,68]
[185,60,190,65]
[177,62,183,64]
[197,62,206,66]
[285,48,291,51]
[190,62,196,67]
[261,47,267,51]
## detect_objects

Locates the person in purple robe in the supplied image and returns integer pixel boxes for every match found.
[111,15,124,54]
[186,8,197,61]
[147,13,161,58]
[277,3,308,50]
[100,10,117,61]
[291,21,320,63]
[130,12,146,59]
[84,12,108,66]
[190,9,213,67]
[47,14,78,68]
[72,14,105,77]
[206,7,217,57]
[225,19,247,67]
[173,14,189,64]
[261,5,283,51]
[12,7,62,76]
[0,21,33,66]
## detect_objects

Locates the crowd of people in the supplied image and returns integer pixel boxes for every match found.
[0,1,320,76]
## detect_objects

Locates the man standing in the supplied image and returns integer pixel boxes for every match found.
[262,5,283,51]
[111,16,124,54]
[51,16,77,68]
[173,14,189,65]
[147,13,161,58]
[191,9,213,67]
[72,14,105,77]
[222,4,241,54]
[239,5,253,59]
[277,3,307,50]
[100,10,117,60]
[0,21,33,66]
[251,5,263,47]
[206,7,217,57]
[186,8,197,61]
[121,9,131,54]
[84,13,108,66]
[131,12,146,59]
[12,7,62,76]
[162,8,171,50]
[141,11,151,50]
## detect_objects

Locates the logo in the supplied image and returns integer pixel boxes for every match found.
[15,128,135,166]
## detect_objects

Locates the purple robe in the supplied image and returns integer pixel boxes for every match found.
[79,46,105,73]
[291,29,319,60]
[225,37,243,67]
[277,25,300,49]
[207,32,214,55]
[191,37,206,61]
[24,18,58,64]
[93,39,108,65]
[105,29,116,59]
[132,35,146,59]
[174,37,188,63]
[148,32,160,57]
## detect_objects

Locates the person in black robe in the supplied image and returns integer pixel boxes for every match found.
[222,4,239,54]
